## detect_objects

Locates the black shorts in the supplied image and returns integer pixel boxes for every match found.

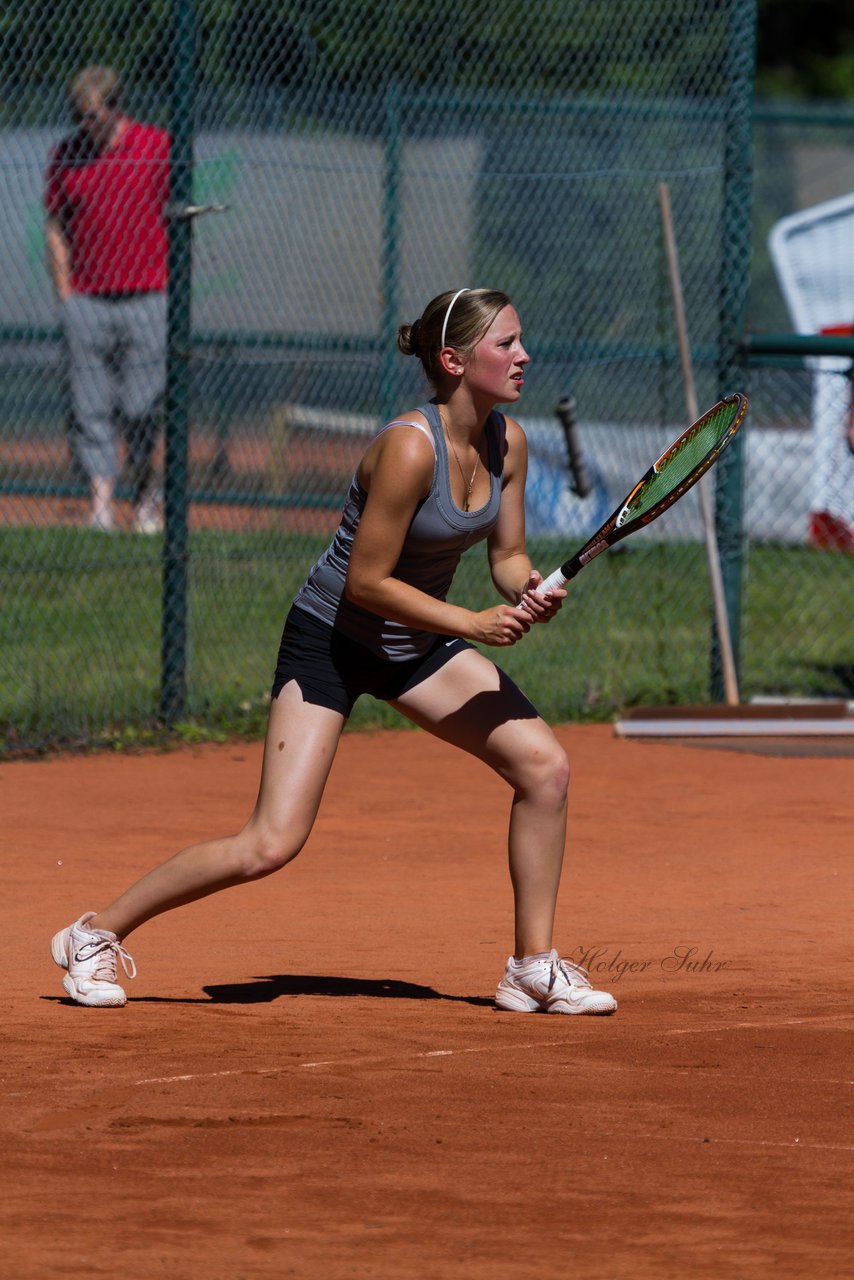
[271,605,475,718]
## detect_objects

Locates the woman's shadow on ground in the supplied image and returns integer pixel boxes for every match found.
[202,974,493,1007]
[44,974,494,1006]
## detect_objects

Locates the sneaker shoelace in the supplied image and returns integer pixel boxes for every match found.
[75,936,137,983]
[548,954,593,992]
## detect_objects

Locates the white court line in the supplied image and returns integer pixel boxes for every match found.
[129,1051,853,1156]
[133,1016,854,1089]
[704,1137,854,1152]
[134,1041,571,1086]
[626,1134,854,1153]
[136,1069,251,1085]
[663,1012,854,1035]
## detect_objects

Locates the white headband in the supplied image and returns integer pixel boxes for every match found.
[440,288,470,349]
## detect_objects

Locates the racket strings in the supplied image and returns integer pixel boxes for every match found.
[618,403,738,527]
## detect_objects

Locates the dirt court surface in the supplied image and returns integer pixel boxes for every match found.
[2,725,852,1279]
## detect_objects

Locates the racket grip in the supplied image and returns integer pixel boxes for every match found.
[539,568,569,594]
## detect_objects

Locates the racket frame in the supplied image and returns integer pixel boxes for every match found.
[539,393,749,593]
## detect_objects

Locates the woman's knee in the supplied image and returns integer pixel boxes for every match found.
[236,824,308,880]
[511,734,570,804]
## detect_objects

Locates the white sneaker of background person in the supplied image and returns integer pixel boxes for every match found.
[495,949,617,1014]
[51,912,136,1006]
[132,485,163,534]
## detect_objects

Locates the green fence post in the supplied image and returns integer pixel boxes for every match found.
[380,83,402,425]
[159,0,196,725]
[713,0,758,701]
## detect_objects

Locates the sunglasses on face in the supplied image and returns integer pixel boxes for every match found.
[71,104,117,125]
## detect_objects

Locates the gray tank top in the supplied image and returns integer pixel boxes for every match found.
[293,401,506,660]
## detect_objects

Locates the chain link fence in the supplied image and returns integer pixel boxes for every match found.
[4,0,849,755]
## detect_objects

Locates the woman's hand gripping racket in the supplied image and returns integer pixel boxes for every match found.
[536,393,749,595]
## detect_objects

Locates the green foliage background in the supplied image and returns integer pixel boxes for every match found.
[4,1,851,101]
[3,0,735,100]
[757,0,854,99]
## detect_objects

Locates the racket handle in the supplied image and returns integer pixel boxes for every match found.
[539,567,569,594]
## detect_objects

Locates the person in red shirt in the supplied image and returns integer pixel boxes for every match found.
[44,66,170,532]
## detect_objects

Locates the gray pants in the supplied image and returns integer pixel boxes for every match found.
[62,291,167,499]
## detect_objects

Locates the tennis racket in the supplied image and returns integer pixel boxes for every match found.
[538,393,749,594]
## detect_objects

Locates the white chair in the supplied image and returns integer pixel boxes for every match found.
[769,193,854,548]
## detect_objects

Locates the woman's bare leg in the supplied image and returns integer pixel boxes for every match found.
[89,682,346,940]
[392,649,569,958]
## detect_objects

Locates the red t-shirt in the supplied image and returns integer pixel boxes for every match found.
[45,119,171,294]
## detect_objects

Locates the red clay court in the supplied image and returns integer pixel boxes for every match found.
[2,724,852,1278]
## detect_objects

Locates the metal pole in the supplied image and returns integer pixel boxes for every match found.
[712,0,758,700]
[659,182,740,706]
[380,83,402,425]
[159,0,196,724]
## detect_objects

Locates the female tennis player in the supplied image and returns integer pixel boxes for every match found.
[51,287,617,1017]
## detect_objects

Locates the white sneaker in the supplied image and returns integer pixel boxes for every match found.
[51,912,136,1007]
[132,488,163,534]
[495,948,617,1015]
[87,510,116,532]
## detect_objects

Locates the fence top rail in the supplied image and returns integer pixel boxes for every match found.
[743,332,854,359]
[753,102,854,128]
